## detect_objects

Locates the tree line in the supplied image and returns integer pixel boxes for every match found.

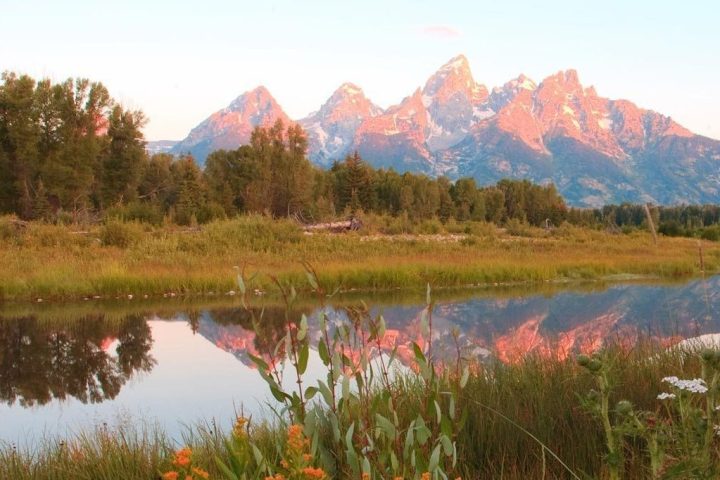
[0,72,146,222]
[3,72,720,237]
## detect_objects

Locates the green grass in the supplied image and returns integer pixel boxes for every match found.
[2,344,717,479]
[0,214,718,302]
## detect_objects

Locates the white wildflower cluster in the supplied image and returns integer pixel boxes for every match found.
[662,376,708,394]
[715,425,720,437]
[657,392,676,400]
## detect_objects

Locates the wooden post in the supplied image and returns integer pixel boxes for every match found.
[698,240,705,272]
[643,203,657,245]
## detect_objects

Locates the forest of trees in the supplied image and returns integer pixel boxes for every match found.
[3,72,720,237]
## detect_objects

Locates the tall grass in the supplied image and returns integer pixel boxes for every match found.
[2,344,717,479]
[0,215,717,301]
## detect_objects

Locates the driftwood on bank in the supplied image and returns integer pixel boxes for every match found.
[303,217,362,233]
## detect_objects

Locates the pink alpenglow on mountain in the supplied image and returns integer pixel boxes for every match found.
[171,86,291,164]
[167,55,720,206]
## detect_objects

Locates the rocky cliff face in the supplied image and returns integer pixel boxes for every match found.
[299,83,382,167]
[171,56,720,205]
[171,86,291,165]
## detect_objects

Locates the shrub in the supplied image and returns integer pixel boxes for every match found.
[658,220,686,237]
[700,226,720,242]
[0,215,24,243]
[505,218,543,237]
[100,221,144,248]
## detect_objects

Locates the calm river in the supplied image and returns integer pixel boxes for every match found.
[1,277,718,445]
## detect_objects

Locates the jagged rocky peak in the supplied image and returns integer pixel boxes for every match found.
[489,74,537,111]
[173,57,720,206]
[422,54,488,105]
[227,85,276,111]
[171,85,290,165]
[315,82,383,119]
[299,82,383,166]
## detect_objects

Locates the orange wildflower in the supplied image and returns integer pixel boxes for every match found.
[233,416,248,439]
[192,467,210,479]
[287,424,308,454]
[362,473,371,480]
[302,453,313,462]
[173,447,192,467]
[185,476,192,480]
[421,473,431,480]
[162,472,179,480]
[301,466,326,479]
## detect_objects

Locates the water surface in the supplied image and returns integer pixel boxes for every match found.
[1,276,718,444]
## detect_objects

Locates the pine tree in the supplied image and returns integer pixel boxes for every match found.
[32,178,53,221]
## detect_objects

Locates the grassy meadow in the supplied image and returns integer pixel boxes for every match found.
[0,214,718,302]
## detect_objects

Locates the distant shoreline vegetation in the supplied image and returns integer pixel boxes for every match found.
[1,214,718,302]
[2,72,720,240]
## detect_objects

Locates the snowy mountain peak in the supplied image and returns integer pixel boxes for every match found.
[171,86,290,164]
[439,54,470,72]
[338,82,364,96]
[298,82,383,166]
[227,85,274,111]
[423,54,480,99]
[174,59,720,207]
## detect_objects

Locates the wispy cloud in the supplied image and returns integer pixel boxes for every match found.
[421,25,463,39]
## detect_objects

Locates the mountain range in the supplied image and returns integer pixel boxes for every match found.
[159,55,720,206]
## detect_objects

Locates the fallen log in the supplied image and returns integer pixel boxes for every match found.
[303,217,362,233]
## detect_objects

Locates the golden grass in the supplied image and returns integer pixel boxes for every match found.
[0,216,717,301]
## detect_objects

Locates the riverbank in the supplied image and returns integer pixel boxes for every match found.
[1,215,718,302]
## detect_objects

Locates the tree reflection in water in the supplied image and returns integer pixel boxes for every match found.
[0,314,155,406]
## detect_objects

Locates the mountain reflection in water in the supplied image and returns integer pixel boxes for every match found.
[0,276,718,441]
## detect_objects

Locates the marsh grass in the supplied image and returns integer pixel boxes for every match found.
[3,342,718,479]
[0,215,717,301]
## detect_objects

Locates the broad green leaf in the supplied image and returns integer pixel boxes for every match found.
[318,339,330,365]
[428,443,441,472]
[412,342,426,364]
[305,385,318,400]
[298,342,309,375]
[270,386,288,402]
[441,435,453,456]
[248,353,269,371]
[342,375,350,399]
[297,314,308,341]
[404,420,416,458]
[345,422,356,451]
[378,315,386,339]
[375,413,396,440]
[318,380,334,407]
[362,457,371,475]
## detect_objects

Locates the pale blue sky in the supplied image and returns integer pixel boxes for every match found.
[2,0,718,141]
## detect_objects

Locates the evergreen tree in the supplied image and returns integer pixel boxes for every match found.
[100,105,146,208]
[32,178,53,221]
